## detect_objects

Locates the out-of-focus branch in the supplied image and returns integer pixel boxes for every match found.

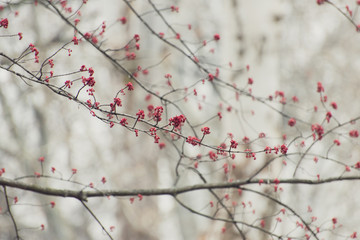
[2,186,20,240]
[1,176,360,201]
[81,201,114,240]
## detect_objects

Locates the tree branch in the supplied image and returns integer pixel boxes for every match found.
[1,176,359,200]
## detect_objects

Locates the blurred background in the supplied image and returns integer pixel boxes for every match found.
[1,0,360,239]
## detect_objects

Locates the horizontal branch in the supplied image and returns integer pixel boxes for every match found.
[1,176,359,201]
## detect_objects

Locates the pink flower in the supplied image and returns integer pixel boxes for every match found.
[101,177,106,184]
[317,82,324,92]
[201,126,210,135]
[330,101,337,109]
[138,194,143,201]
[114,97,122,107]
[169,115,186,129]
[264,146,272,154]
[260,220,265,228]
[208,73,214,81]
[274,178,280,185]
[119,17,127,24]
[170,5,179,12]
[280,144,288,154]
[288,118,296,127]
[326,111,332,123]
[349,130,359,138]
[186,136,201,146]
[230,140,238,149]
[159,142,166,149]
[136,110,145,119]
[311,124,324,140]
[0,18,8,28]
[120,118,128,126]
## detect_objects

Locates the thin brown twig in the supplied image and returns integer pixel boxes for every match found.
[2,186,21,240]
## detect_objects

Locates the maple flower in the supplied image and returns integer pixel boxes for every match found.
[65,80,73,88]
[280,144,288,154]
[136,109,145,119]
[264,146,272,154]
[288,118,296,127]
[355,162,360,169]
[311,124,324,140]
[317,82,324,92]
[209,151,218,161]
[134,34,140,42]
[201,126,210,135]
[186,136,201,146]
[169,115,186,129]
[113,97,122,107]
[259,132,266,138]
[349,130,359,138]
[330,101,337,109]
[208,73,214,81]
[84,32,91,39]
[120,118,128,126]
[101,177,106,184]
[274,178,280,185]
[245,149,256,159]
[153,106,163,122]
[242,136,250,143]
[0,18,8,28]
[333,139,340,146]
[230,140,238,149]
[119,17,127,24]
[260,219,265,228]
[326,111,332,123]
[170,5,179,12]
[158,142,166,149]
[126,82,134,91]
